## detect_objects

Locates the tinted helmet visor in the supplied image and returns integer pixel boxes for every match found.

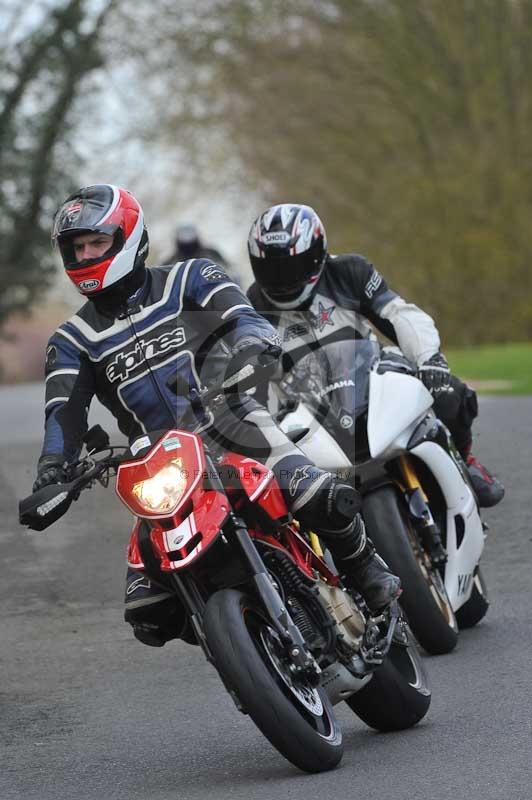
[250,249,322,301]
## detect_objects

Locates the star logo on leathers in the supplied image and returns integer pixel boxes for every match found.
[310,301,336,332]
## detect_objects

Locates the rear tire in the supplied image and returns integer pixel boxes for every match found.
[203,588,343,773]
[363,486,458,655]
[346,624,431,731]
[455,567,489,628]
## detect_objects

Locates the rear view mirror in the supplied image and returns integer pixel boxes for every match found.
[19,483,74,531]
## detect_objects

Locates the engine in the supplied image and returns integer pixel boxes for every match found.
[316,580,365,651]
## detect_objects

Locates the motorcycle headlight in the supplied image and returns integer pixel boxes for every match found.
[132,458,188,513]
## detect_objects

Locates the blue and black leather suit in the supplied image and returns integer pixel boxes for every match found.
[42,259,276,461]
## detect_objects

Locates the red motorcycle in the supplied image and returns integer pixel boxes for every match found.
[20,370,430,774]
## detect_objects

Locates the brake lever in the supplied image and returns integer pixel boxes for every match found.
[68,450,123,493]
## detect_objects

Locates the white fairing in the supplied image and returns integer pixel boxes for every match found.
[278,365,485,613]
[278,404,351,470]
[367,371,433,459]
[410,441,485,610]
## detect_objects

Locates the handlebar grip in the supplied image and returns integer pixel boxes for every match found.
[20,452,122,531]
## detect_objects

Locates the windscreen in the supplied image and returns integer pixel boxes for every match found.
[279,339,380,460]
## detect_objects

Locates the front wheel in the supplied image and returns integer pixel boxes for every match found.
[203,588,343,774]
[363,486,458,655]
[346,622,431,731]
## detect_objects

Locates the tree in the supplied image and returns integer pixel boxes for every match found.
[3,0,530,345]
[152,0,532,344]
[0,0,116,329]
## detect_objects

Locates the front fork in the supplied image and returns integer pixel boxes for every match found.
[396,455,447,566]
[227,514,321,684]
[207,452,321,683]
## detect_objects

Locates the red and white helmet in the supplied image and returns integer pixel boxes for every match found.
[52,184,149,296]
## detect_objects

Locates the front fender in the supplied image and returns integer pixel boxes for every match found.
[409,441,485,610]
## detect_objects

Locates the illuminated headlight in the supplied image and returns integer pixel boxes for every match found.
[132,458,188,513]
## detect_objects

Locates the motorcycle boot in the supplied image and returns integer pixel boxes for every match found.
[124,569,192,646]
[298,480,402,612]
[462,443,505,508]
[328,513,402,613]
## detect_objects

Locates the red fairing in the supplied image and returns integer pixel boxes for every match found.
[117,429,230,571]
[127,521,145,570]
[150,490,230,571]
[220,453,289,521]
[117,430,334,582]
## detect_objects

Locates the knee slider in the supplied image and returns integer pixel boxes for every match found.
[329,483,362,527]
[298,479,361,534]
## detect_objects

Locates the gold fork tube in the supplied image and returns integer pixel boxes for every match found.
[398,455,428,501]
[309,531,324,557]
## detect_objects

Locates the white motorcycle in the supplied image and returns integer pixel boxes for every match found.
[277,339,489,655]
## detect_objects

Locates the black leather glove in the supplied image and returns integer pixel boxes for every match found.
[417,352,451,395]
[32,455,67,493]
[230,335,282,373]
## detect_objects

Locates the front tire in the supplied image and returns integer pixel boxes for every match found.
[455,567,489,628]
[346,623,431,731]
[363,486,458,655]
[203,588,343,773]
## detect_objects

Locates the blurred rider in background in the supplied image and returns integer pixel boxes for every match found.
[165,222,233,273]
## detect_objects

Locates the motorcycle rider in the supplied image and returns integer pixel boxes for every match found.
[246,203,504,509]
[32,184,401,647]
[164,222,232,272]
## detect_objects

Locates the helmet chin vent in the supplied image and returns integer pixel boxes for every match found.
[263,267,323,309]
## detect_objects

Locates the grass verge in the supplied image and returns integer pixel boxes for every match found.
[446,342,532,395]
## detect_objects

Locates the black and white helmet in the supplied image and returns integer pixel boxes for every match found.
[248,204,327,309]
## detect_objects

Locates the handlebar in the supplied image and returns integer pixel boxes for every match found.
[19,447,126,532]
[20,362,275,532]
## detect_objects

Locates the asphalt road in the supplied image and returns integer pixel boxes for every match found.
[1,386,531,800]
